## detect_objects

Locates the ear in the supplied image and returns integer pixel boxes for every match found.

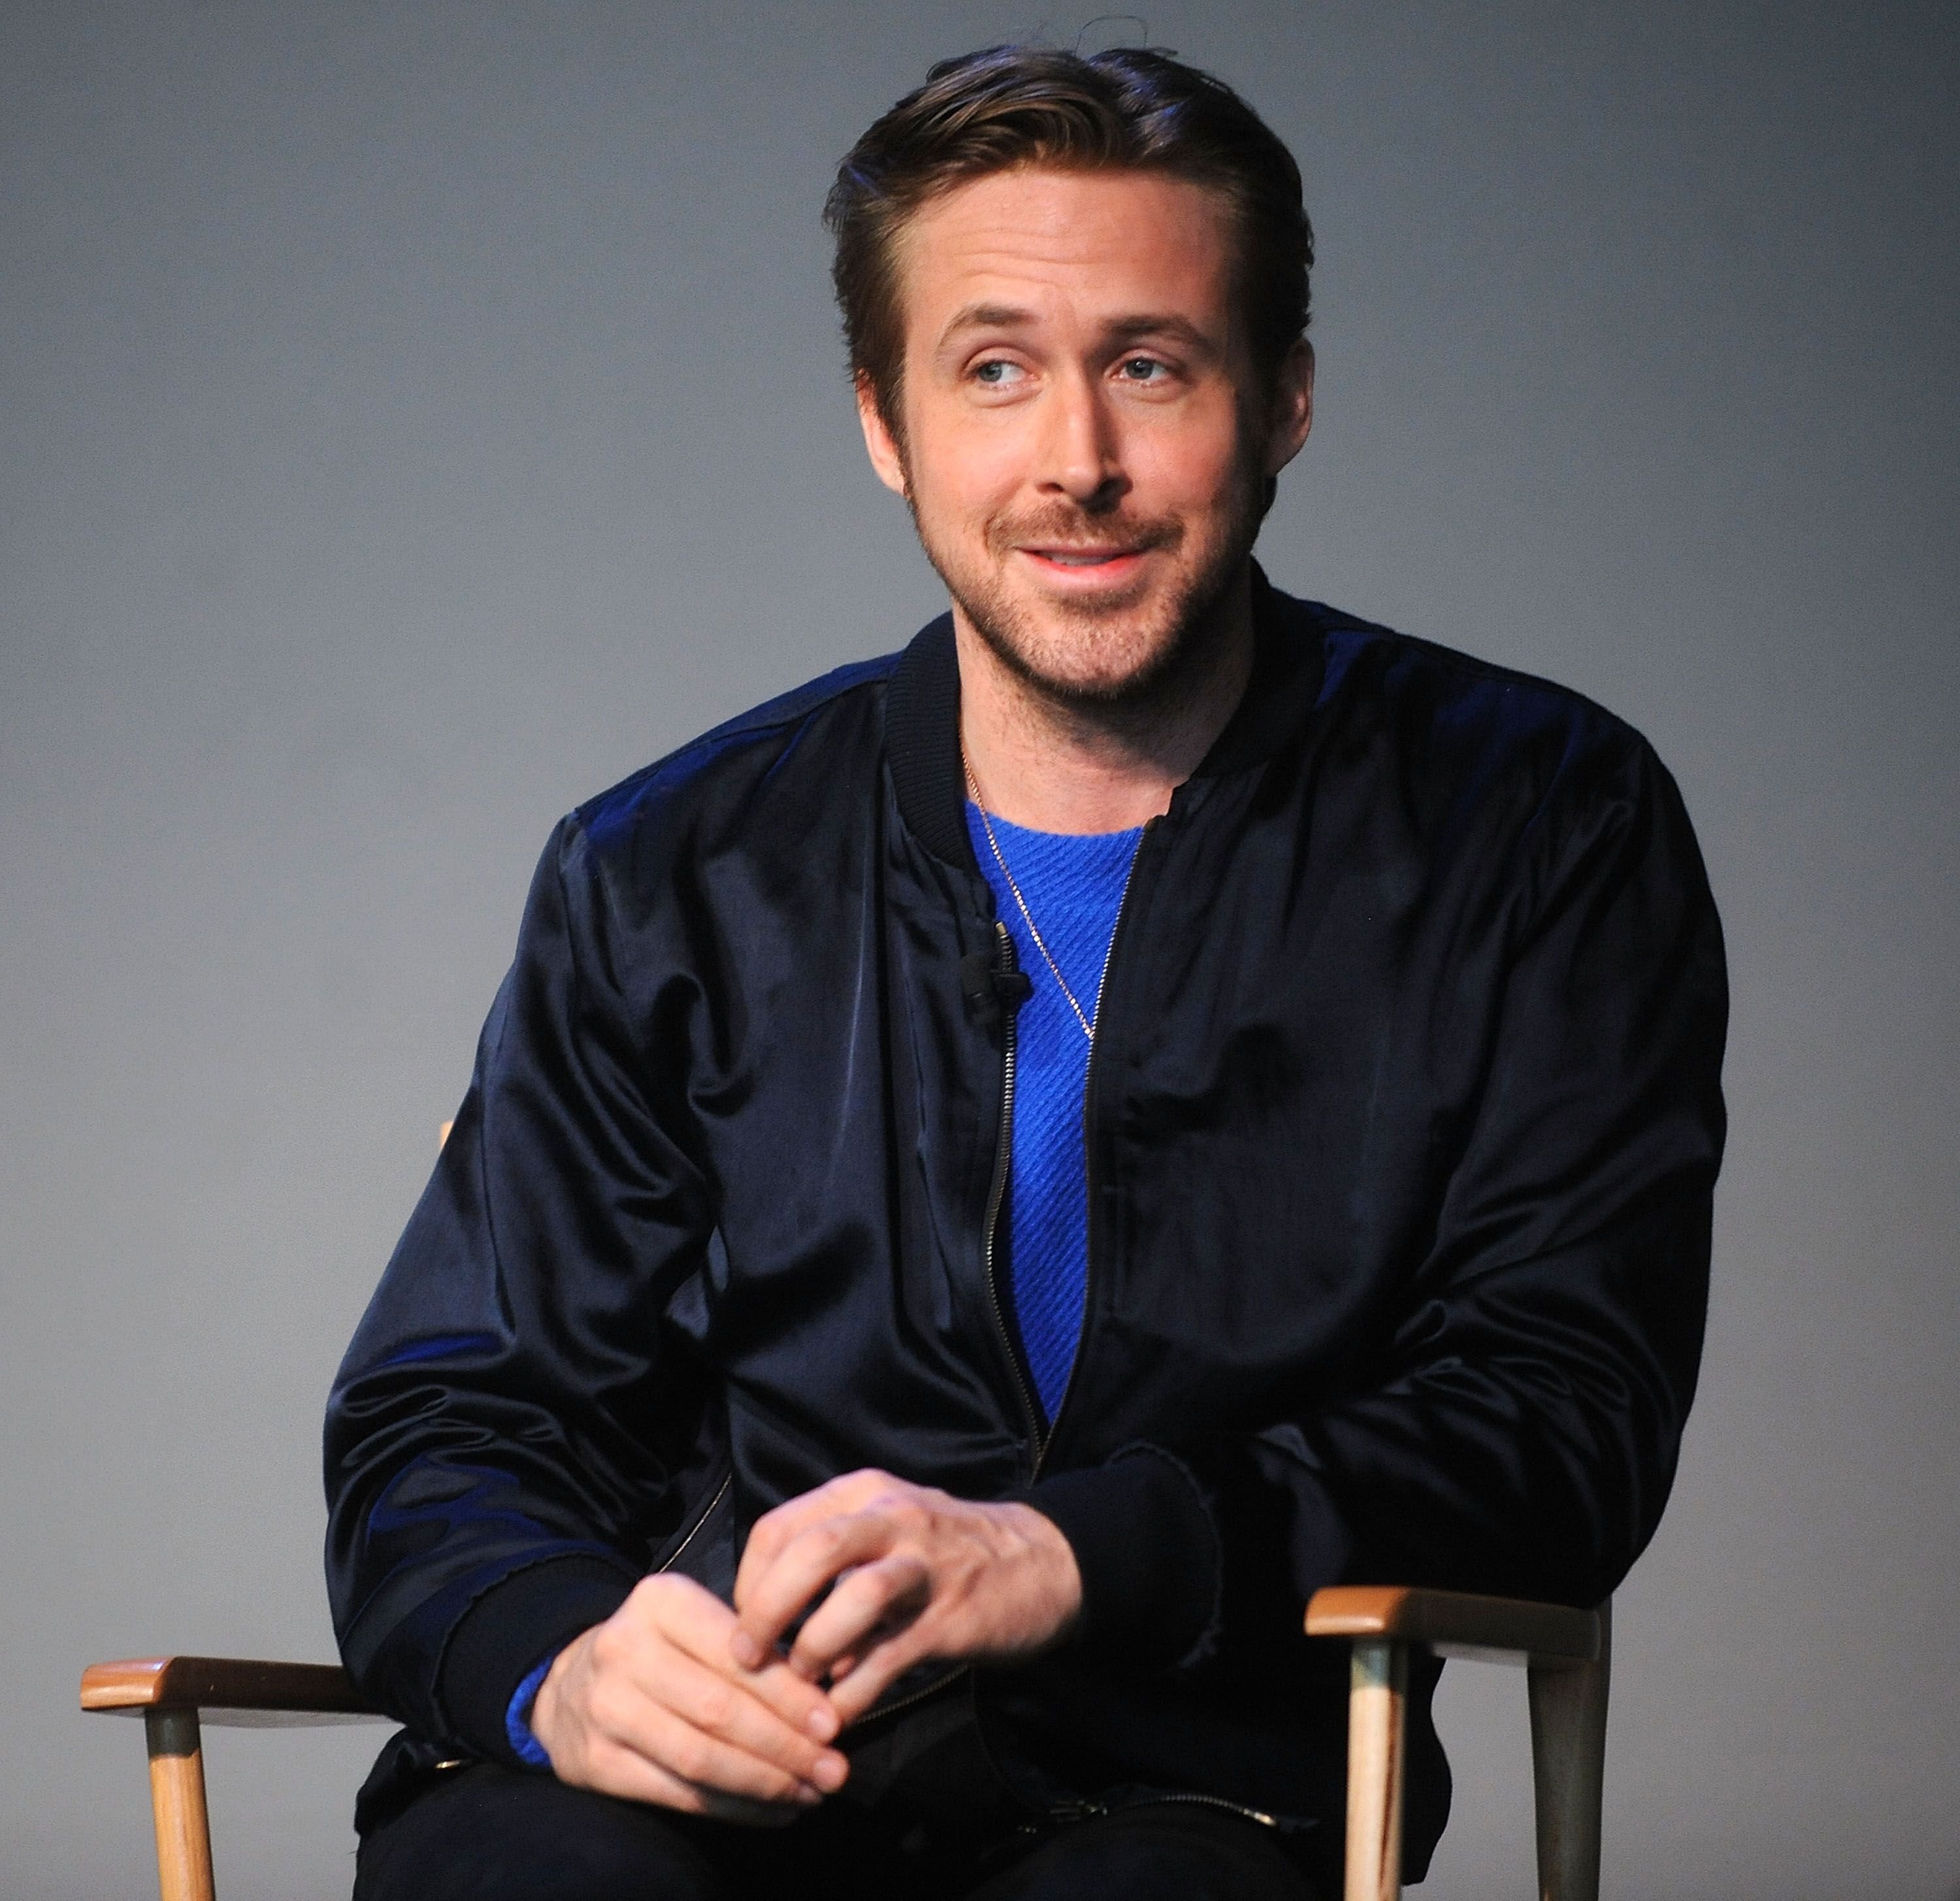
[1262,339,1315,477]
[855,372,910,499]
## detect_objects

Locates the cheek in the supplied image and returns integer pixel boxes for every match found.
[1128,421,1249,516]
[910,423,1024,523]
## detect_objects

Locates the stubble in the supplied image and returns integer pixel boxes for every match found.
[905,463,1268,735]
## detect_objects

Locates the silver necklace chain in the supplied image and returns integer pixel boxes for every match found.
[964,754,1119,1044]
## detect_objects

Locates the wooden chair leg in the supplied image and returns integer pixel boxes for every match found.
[1527,1600,1612,1901]
[1343,1638,1408,1901]
[144,1707,216,1901]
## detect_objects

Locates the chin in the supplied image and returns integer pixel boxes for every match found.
[979,606,1207,710]
[960,552,1249,707]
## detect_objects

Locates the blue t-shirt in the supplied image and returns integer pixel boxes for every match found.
[965,803,1143,1423]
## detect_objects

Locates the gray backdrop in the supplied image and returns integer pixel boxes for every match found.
[5,3,1955,1895]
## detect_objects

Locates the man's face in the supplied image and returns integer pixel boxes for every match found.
[858,165,1312,710]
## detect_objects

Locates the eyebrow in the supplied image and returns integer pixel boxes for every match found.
[936,304,1221,358]
[940,302,1036,339]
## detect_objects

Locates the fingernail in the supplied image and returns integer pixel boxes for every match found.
[730,1630,763,1670]
[812,1753,848,1793]
[805,1705,839,1742]
[795,1785,823,1806]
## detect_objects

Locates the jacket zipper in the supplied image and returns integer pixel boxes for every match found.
[845,1658,968,1728]
[874,827,1161,1740]
[1118,1790,1279,1828]
[855,928,1039,1736]
[654,1470,731,1574]
[1030,816,1156,1479]
[980,917,1044,1454]
[1043,1789,1279,1829]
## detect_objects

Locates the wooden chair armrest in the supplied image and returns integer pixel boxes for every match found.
[80,1655,384,1726]
[1305,1585,1601,1664]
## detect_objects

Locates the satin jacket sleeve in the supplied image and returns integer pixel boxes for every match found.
[324,817,719,1757]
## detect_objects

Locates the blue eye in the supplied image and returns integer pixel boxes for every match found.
[1120,357,1164,380]
[973,360,1022,386]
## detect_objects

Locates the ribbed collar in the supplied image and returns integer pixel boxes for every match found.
[884,563,1329,872]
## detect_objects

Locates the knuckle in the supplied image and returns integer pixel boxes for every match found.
[667,1732,711,1782]
[589,1738,642,1793]
[882,1628,928,1676]
[694,1683,736,1733]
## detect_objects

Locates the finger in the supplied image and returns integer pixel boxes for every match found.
[576,1658,830,1806]
[690,1786,815,1830]
[613,1695,834,1808]
[638,1576,844,1744]
[732,1511,903,1668]
[734,1470,898,1608]
[787,1553,929,1682]
[629,1640,849,1791]
[576,1733,813,1827]
[825,1622,936,1728]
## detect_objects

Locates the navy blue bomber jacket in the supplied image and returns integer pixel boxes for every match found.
[324,573,1726,1876]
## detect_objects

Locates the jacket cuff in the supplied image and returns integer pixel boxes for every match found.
[1022,1445,1220,1671]
[435,1553,641,1763]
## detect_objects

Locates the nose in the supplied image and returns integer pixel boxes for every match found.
[1038,370,1128,510]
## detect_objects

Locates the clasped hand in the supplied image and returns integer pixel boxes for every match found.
[530,1470,1082,1821]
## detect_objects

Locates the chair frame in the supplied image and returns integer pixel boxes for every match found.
[83,1586,1609,1901]
[1304,1586,1610,1901]
[80,1657,383,1901]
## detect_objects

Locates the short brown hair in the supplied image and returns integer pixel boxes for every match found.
[825,44,1314,429]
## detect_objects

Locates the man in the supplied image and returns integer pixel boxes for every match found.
[327,44,1726,1901]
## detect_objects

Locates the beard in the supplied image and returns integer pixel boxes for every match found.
[906,456,1267,722]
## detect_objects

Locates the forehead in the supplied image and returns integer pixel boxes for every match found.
[892,166,1238,343]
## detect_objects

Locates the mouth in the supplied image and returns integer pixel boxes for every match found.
[1019,544,1153,580]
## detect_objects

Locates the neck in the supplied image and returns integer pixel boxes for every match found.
[955,570,1256,834]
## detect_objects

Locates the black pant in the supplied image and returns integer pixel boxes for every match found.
[353,1763,1322,1901]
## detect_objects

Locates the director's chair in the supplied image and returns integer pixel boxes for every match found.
[82,1584,1609,1901]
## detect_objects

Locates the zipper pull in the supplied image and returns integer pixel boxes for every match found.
[1048,1795,1110,1823]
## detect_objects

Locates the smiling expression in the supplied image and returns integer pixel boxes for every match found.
[858,165,1312,709]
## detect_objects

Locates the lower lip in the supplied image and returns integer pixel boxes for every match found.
[1019,549,1149,587]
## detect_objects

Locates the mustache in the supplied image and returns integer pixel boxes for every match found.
[984,506,1184,557]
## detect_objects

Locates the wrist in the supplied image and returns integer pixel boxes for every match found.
[1019,1449,1220,1668]
[1000,1499,1084,1640]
